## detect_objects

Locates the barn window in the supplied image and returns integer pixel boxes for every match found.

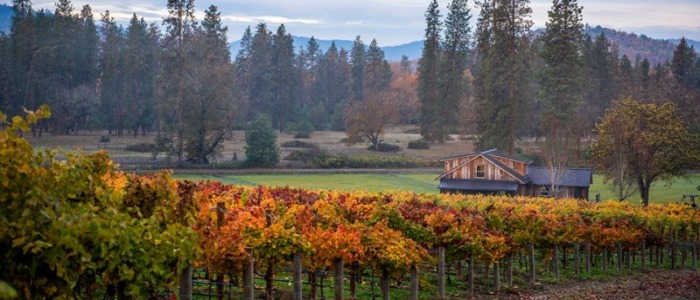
[476,165,485,178]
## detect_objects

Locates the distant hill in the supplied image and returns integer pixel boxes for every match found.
[583,25,688,66]
[0,4,11,34]
[229,35,423,62]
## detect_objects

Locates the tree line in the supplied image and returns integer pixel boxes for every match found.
[1,0,699,165]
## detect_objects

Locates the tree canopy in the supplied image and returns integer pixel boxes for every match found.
[591,99,700,206]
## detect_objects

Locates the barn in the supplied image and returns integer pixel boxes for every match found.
[436,149,592,199]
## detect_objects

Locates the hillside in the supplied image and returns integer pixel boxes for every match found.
[584,25,681,66]
[229,35,423,62]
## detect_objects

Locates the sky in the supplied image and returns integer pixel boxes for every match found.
[26,0,700,46]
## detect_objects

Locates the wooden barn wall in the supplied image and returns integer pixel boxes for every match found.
[444,156,522,182]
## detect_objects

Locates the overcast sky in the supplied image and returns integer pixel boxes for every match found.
[28,0,700,46]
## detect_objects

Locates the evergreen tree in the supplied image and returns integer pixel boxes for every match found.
[271,24,299,131]
[160,0,196,163]
[436,0,471,143]
[417,0,441,142]
[581,32,616,132]
[244,113,279,167]
[539,0,584,143]
[317,42,351,130]
[98,11,125,135]
[350,36,365,101]
[248,23,274,121]
[473,0,534,153]
[670,37,699,130]
[364,39,392,94]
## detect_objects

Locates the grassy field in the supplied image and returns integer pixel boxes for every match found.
[173,172,700,204]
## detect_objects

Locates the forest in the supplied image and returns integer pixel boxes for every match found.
[0,0,699,165]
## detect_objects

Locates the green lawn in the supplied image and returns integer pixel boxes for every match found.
[173,172,700,205]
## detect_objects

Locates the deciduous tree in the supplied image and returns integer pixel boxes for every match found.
[591,99,700,206]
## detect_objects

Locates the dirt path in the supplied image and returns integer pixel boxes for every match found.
[499,269,700,300]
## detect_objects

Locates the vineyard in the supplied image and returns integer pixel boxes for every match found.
[3,108,700,300]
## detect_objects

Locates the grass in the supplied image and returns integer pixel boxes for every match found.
[173,173,442,194]
[173,173,700,205]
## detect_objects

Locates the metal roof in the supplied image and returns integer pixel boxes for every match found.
[438,178,519,192]
[526,167,592,188]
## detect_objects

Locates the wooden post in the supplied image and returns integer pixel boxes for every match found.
[380,267,390,300]
[410,265,419,300]
[553,246,559,281]
[641,241,646,270]
[692,243,697,269]
[493,261,500,294]
[682,243,687,269]
[293,252,303,300]
[528,243,536,284]
[467,253,474,296]
[438,247,446,300]
[574,242,580,278]
[334,258,344,300]
[506,253,513,288]
[617,242,623,274]
[216,202,225,300]
[603,248,609,273]
[243,248,254,300]
[656,245,661,269]
[671,242,677,269]
[179,265,193,300]
[585,241,591,274]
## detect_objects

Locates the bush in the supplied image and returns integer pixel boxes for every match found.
[290,120,315,138]
[285,148,329,163]
[310,154,440,169]
[367,143,401,152]
[125,143,156,153]
[280,140,316,148]
[407,139,430,150]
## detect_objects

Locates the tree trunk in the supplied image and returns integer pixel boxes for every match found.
[243,249,254,300]
[528,243,536,284]
[265,264,274,300]
[553,246,559,281]
[410,266,419,300]
[380,267,390,300]
[179,265,192,300]
[493,261,500,293]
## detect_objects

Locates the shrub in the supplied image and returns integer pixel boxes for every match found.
[311,154,440,169]
[285,148,329,162]
[244,114,279,168]
[280,140,316,148]
[290,120,315,138]
[367,143,401,152]
[125,143,156,153]
[407,139,430,150]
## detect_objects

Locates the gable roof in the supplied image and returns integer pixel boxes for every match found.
[526,167,592,187]
[436,149,528,183]
[439,148,532,163]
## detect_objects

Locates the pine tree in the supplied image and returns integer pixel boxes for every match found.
[473,0,534,153]
[364,39,392,94]
[350,36,366,101]
[417,0,441,142]
[248,23,274,122]
[670,37,699,130]
[98,11,125,135]
[271,24,299,131]
[581,32,616,132]
[436,0,471,143]
[539,0,584,143]
[124,14,157,136]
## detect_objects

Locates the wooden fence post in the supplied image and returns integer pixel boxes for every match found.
[410,265,419,300]
[585,241,591,274]
[641,241,646,270]
[493,261,500,293]
[467,253,474,296]
[216,202,226,300]
[380,267,390,300]
[179,265,193,300]
[334,258,344,300]
[574,242,580,278]
[438,247,446,300]
[553,246,559,281]
[293,252,303,300]
[506,253,513,288]
[528,243,536,284]
[243,248,254,300]
[617,242,623,274]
